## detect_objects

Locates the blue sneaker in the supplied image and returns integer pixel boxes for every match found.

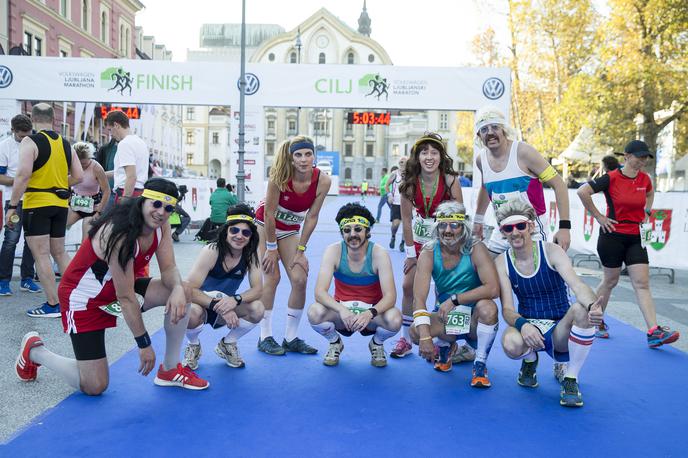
[0,280,12,296]
[560,377,584,407]
[27,302,61,318]
[20,278,42,293]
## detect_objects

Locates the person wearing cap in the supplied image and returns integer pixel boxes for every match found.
[254,135,331,356]
[15,178,209,394]
[494,199,603,407]
[472,105,571,256]
[577,140,680,347]
[182,204,264,370]
[409,201,499,388]
[307,203,401,367]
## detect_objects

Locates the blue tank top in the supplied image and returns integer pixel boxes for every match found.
[334,241,382,304]
[200,251,248,295]
[432,243,482,303]
[505,241,569,320]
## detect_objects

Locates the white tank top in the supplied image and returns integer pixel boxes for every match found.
[390,172,403,205]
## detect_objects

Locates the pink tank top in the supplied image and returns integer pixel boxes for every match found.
[72,160,100,196]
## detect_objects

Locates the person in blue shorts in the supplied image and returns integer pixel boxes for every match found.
[182,204,264,369]
[494,199,603,407]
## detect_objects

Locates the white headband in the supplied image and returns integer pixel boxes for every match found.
[499,215,530,227]
[475,117,506,134]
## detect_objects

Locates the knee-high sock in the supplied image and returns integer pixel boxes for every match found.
[285,307,303,342]
[163,305,191,370]
[225,319,256,344]
[186,323,204,345]
[402,314,412,341]
[565,325,595,379]
[475,322,498,364]
[30,346,80,389]
[260,310,273,340]
[519,348,537,362]
[311,321,340,343]
[373,325,398,345]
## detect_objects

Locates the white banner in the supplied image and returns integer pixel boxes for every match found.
[0,99,20,139]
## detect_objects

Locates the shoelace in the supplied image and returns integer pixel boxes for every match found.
[393,338,408,351]
[562,378,578,394]
[178,364,200,380]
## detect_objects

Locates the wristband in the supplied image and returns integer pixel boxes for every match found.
[297,244,307,252]
[413,315,431,327]
[418,336,433,342]
[265,241,278,251]
[473,214,485,225]
[135,332,151,349]
[515,317,528,332]
[368,307,378,318]
[208,299,220,312]
[558,220,571,230]
[8,203,18,210]
[405,245,416,258]
[645,209,652,216]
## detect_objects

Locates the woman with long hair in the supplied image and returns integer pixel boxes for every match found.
[16,178,209,395]
[254,135,331,355]
[182,204,265,370]
[391,132,463,358]
[67,142,111,241]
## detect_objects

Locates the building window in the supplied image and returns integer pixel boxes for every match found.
[34,37,42,56]
[24,32,32,55]
[267,142,275,155]
[290,52,297,64]
[457,162,465,172]
[368,54,375,63]
[119,25,124,54]
[319,52,326,64]
[344,167,352,179]
[439,113,448,130]
[344,143,353,157]
[60,0,68,17]
[347,52,354,64]
[267,119,275,131]
[82,0,89,31]
[315,121,326,135]
[268,53,275,62]
[101,11,107,42]
[186,131,194,145]
[392,144,399,156]
[186,108,195,120]
[288,120,296,135]
[212,132,219,144]
[186,153,193,166]
[365,168,373,180]
[366,144,374,157]
[59,50,68,57]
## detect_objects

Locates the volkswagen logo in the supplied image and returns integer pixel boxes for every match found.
[482,77,504,100]
[0,66,13,89]
[237,73,260,96]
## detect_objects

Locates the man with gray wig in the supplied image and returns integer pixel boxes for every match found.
[409,201,500,388]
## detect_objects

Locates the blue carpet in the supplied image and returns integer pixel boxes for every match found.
[4,196,687,457]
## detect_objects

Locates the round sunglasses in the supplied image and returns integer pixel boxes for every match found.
[152,200,175,213]
[229,226,252,237]
[479,124,502,135]
[342,226,365,234]
[500,221,528,233]
[438,221,462,230]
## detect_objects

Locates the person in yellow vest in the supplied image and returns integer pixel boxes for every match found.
[5,103,83,318]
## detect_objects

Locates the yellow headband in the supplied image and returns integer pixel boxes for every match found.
[226,214,255,223]
[339,216,370,229]
[436,213,466,222]
[412,135,444,153]
[142,189,178,206]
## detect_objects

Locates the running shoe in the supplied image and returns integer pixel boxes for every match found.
[257,336,286,355]
[517,353,539,388]
[0,280,12,296]
[390,337,413,358]
[26,302,61,318]
[215,339,245,368]
[647,325,680,348]
[389,235,396,249]
[16,331,43,382]
[434,343,457,372]
[560,377,584,407]
[183,343,202,370]
[20,278,42,293]
[153,363,209,390]
[451,343,476,364]
[324,338,344,366]
[282,337,318,354]
[398,240,404,252]
[171,232,180,242]
[369,338,387,368]
[595,320,609,339]
[471,361,491,388]
[553,362,568,384]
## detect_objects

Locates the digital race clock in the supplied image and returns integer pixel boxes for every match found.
[346,111,391,125]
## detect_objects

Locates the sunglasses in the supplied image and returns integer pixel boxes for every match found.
[229,226,252,237]
[152,200,175,213]
[342,226,365,234]
[479,124,502,135]
[438,222,462,230]
[500,222,528,233]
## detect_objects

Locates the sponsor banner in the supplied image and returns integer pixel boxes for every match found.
[0,98,20,139]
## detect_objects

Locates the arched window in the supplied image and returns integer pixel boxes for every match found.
[290,52,297,63]
[319,52,326,64]
[125,28,130,56]
[82,0,89,30]
[347,52,354,64]
[119,25,124,54]
[100,12,107,42]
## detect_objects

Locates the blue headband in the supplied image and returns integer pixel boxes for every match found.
[289,141,315,154]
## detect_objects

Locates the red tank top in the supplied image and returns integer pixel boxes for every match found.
[413,174,453,218]
[256,168,321,231]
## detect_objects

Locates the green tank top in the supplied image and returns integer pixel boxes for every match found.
[432,243,481,303]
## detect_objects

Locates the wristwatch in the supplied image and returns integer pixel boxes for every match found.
[368,307,378,318]
[451,294,459,306]
[233,294,243,306]
[8,203,18,210]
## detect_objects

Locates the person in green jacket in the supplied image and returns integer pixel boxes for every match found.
[210,178,234,224]
[376,167,390,222]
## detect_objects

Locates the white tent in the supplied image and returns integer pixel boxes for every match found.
[558,127,612,164]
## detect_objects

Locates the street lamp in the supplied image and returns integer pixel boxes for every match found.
[295,28,302,134]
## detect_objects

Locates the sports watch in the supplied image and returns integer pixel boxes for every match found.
[451,294,460,306]
[234,294,243,306]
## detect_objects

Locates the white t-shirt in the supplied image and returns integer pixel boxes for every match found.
[113,134,149,191]
[0,135,20,199]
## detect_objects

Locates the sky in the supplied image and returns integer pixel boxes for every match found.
[136,0,511,66]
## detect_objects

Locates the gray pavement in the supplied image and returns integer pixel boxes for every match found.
[1,195,686,443]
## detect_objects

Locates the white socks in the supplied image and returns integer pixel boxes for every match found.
[225,319,257,344]
[565,325,595,379]
[311,321,340,343]
[185,323,204,345]
[475,322,498,364]
[260,310,273,340]
[402,314,413,341]
[285,307,303,342]
[373,326,398,345]
[30,346,80,389]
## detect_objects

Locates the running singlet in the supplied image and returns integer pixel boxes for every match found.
[59,228,161,333]
[25,130,71,209]
[200,252,248,295]
[505,241,569,320]
[390,173,402,206]
[588,168,652,236]
[255,167,321,231]
[432,243,481,304]
[333,241,382,305]
[412,174,453,246]
[480,141,546,216]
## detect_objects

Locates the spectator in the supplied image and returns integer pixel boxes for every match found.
[459,172,472,187]
[170,184,191,242]
[95,138,118,212]
[376,167,390,222]
[0,114,40,295]
[210,178,234,225]
[601,155,620,173]
[225,183,239,206]
[104,110,148,203]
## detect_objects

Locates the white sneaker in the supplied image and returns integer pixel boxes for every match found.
[451,343,476,364]
[369,338,387,368]
[183,343,201,370]
[323,339,344,366]
[215,339,245,368]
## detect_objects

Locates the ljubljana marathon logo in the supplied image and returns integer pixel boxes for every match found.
[0,66,14,89]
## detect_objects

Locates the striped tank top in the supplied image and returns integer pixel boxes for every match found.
[333,241,382,305]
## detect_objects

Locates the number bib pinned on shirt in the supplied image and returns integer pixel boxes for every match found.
[274,205,306,225]
[341,300,372,315]
[412,216,434,245]
[70,194,95,213]
[99,293,145,317]
[445,305,472,335]
[526,318,557,335]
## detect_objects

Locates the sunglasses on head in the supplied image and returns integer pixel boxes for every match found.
[342,226,365,234]
[152,200,175,213]
[229,226,252,237]
[438,221,462,230]
[479,124,502,135]
[500,221,528,233]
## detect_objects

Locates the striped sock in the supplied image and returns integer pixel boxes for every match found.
[402,314,413,341]
[566,325,595,379]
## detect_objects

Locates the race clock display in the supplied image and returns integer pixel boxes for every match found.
[346,111,391,125]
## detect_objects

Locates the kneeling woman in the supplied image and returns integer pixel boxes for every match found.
[183,204,265,369]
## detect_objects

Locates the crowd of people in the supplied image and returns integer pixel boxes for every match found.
[8,103,680,407]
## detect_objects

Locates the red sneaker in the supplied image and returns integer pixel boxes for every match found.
[390,337,413,359]
[154,363,209,390]
[16,332,43,382]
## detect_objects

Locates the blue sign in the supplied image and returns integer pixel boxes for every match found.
[316,151,340,176]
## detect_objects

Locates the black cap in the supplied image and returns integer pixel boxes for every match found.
[624,140,654,158]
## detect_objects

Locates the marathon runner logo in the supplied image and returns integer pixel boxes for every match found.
[102,67,134,95]
[648,209,672,250]
[101,67,193,95]
[548,201,557,232]
[583,210,595,242]
[359,73,390,101]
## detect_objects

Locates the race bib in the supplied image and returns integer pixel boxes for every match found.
[526,319,556,335]
[445,305,472,335]
[639,223,652,249]
[412,216,434,243]
[70,194,95,213]
[99,293,144,317]
[341,300,372,315]
[491,190,521,210]
[274,209,305,225]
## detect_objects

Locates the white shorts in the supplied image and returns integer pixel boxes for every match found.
[255,219,299,240]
